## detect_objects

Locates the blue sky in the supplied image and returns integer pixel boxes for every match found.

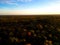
[0,0,50,9]
[0,0,60,15]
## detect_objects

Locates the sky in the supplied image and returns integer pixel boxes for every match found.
[0,0,60,15]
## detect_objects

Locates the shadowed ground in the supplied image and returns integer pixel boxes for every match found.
[0,15,60,45]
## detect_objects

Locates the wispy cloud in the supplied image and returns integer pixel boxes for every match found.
[0,0,32,4]
[0,0,33,7]
[17,0,32,2]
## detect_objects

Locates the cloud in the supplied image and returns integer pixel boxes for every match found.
[17,0,32,2]
[0,0,60,7]
[0,0,32,4]
[0,0,32,7]
[0,0,15,5]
